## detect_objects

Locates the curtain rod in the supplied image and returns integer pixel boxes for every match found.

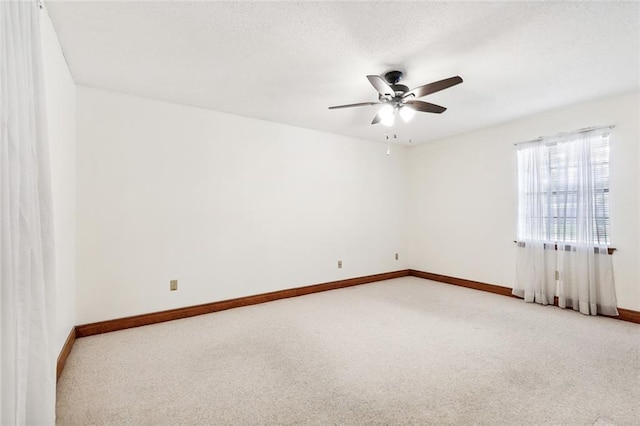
[514,125,615,146]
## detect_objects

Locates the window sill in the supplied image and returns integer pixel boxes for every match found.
[513,241,616,255]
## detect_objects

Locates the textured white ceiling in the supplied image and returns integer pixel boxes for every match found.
[46,1,639,145]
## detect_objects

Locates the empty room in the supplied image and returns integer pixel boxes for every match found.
[2,1,639,425]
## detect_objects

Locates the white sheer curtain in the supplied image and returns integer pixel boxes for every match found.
[1,1,57,424]
[514,128,618,316]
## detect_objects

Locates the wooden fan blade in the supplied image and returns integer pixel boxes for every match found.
[404,76,463,99]
[405,100,447,114]
[367,75,396,97]
[328,102,379,110]
[371,113,382,125]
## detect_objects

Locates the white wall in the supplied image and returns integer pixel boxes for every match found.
[408,92,640,311]
[74,85,638,324]
[41,9,77,353]
[76,87,408,324]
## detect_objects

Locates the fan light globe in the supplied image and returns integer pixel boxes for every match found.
[399,105,416,122]
[379,104,395,127]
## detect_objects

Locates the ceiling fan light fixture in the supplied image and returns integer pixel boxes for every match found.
[328,72,463,126]
[399,105,416,122]
[379,104,395,126]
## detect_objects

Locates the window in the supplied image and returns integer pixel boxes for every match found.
[516,127,611,246]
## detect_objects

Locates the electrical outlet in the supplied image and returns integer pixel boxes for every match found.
[338,260,342,269]
[170,279,178,291]
[395,253,399,260]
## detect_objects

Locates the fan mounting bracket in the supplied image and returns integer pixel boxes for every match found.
[384,70,404,85]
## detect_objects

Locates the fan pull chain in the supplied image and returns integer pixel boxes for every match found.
[385,134,400,155]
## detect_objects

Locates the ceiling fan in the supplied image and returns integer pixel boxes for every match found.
[328,71,463,126]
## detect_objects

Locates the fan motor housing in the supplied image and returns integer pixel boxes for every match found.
[384,71,408,97]
[391,84,409,94]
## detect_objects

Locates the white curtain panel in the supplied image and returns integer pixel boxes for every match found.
[1,1,57,424]
[514,130,618,316]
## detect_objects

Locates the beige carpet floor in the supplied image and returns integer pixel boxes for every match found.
[56,277,639,425]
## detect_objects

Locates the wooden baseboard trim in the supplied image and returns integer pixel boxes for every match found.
[409,269,640,324]
[75,269,411,338]
[617,308,640,324]
[408,269,514,297]
[56,326,76,381]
